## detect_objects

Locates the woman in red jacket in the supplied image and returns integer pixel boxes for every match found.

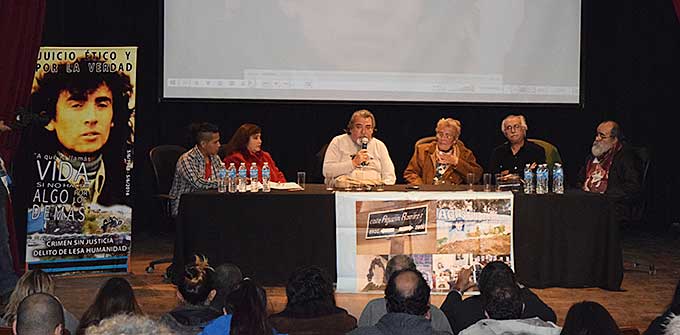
[222,123,286,183]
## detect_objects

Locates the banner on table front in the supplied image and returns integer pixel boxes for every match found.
[18,46,137,274]
[336,191,514,294]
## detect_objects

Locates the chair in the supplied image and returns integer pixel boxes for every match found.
[623,146,655,275]
[527,138,562,168]
[415,136,437,147]
[145,145,186,274]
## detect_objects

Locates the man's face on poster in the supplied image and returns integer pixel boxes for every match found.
[47,83,114,154]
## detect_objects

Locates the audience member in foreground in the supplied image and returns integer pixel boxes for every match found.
[268,266,356,335]
[440,261,556,334]
[13,293,64,335]
[84,313,174,335]
[458,281,560,335]
[208,263,243,312]
[76,277,143,334]
[1,270,78,334]
[404,118,483,186]
[349,268,452,335]
[644,279,680,335]
[200,279,285,335]
[160,254,221,335]
[560,301,619,335]
[358,255,452,333]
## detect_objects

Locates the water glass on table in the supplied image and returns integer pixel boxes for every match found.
[297,171,306,190]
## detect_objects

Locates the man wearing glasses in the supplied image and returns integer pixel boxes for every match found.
[488,115,545,176]
[579,121,640,197]
[323,109,396,186]
[404,118,482,185]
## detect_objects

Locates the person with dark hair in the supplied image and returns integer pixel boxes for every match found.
[440,261,556,334]
[349,268,451,335]
[200,278,285,335]
[221,123,286,183]
[488,115,545,176]
[560,301,619,335]
[160,254,222,335]
[208,263,243,311]
[76,277,143,334]
[21,57,134,207]
[459,280,560,335]
[359,255,452,333]
[268,266,356,335]
[644,279,680,335]
[13,293,65,335]
[168,122,222,216]
[362,256,388,292]
[323,109,396,187]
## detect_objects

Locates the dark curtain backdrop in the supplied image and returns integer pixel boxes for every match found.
[0,0,46,163]
[17,0,680,235]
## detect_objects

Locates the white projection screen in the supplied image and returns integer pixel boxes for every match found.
[163,0,581,103]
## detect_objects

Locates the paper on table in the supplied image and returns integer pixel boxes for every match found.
[269,182,303,190]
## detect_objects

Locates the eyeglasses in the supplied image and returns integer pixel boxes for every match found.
[436,131,455,139]
[504,124,523,132]
[595,132,611,139]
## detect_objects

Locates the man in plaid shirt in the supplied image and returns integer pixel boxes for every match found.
[169,123,222,216]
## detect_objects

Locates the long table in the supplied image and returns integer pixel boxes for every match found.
[173,184,622,290]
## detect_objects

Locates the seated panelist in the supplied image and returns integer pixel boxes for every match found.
[222,123,286,183]
[404,118,482,186]
[488,114,545,176]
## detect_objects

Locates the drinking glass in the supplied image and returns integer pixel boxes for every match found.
[483,173,492,192]
[297,171,306,190]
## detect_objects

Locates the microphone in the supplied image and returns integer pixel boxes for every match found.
[360,137,369,166]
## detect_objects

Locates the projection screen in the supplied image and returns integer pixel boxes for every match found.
[163,0,581,103]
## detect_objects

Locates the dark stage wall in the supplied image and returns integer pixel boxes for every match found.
[38,1,680,231]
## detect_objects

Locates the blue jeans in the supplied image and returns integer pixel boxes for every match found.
[0,183,18,296]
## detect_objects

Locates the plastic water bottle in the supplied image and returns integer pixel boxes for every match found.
[217,165,227,193]
[262,162,271,193]
[552,163,564,194]
[227,163,237,193]
[523,164,534,194]
[536,164,549,194]
[249,162,259,192]
[237,162,247,192]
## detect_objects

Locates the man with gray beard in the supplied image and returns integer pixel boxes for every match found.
[578,121,642,226]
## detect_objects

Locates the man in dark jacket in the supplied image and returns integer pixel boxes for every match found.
[349,268,452,335]
[440,262,556,334]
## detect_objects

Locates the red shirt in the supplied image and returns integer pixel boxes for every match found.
[223,149,286,183]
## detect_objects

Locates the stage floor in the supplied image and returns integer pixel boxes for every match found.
[50,228,679,332]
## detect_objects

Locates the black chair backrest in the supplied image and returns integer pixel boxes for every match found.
[632,146,650,188]
[149,145,187,195]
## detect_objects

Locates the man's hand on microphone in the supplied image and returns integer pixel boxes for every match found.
[352,149,369,167]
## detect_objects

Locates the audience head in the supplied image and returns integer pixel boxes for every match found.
[477,261,517,295]
[284,266,336,314]
[223,278,273,335]
[435,118,461,151]
[385,255,417,282]
[591,120,620,157]
[347,109,376,142]
[481,279,524,320]
[560,301,620,335]
[177,254,216,306]
[77,277,142,332]
[84,313,174,335]
[223,123,263,156]
[385,269,430,317]
[3,270,55,325]
[190,122,221,155]
[212,263,243,297]
[13,293,64,335]
[501,115,528,145]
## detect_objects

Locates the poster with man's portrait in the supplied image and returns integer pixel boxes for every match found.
[15,47,137,274]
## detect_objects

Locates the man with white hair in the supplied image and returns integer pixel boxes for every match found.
[579,121,640,198]
[488,115,545,176]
